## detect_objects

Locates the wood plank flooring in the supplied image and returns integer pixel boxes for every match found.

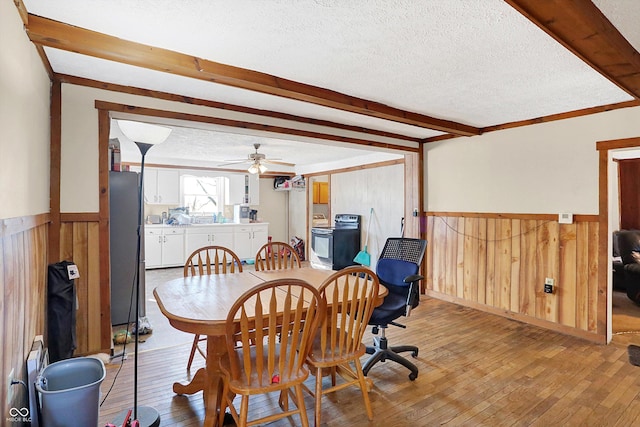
[98,285,640,427]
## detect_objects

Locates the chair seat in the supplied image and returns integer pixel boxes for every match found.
[307,330,367,367]
[221,343,310,395]
[368,293,407,325]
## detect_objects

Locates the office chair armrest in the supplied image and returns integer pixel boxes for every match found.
[403,274,424,284]
[404,275,424,316]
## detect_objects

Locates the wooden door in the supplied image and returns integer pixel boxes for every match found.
[618,158,640,230]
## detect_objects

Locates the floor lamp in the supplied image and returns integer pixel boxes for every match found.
[113,119,172,427]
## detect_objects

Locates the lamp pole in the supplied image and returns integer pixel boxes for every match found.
[134,142,159,426]
[113,120,170,427]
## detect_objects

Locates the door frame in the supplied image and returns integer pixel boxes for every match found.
[597,136,640,343]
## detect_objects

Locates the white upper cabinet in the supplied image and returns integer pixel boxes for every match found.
[228,173,260,205]
[144,168,180,205]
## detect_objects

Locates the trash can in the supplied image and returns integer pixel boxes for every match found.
[36,357,105,427]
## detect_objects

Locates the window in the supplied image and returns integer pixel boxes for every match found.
[182,175,227,215]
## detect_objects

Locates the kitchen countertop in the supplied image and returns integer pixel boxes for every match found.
[145,222,268,228]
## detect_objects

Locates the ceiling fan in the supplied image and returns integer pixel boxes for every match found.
[219,143,294,174]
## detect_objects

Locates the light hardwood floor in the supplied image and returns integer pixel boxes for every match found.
[98,269,640,426]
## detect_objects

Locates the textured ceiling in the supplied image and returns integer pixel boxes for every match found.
[19,0,640,173]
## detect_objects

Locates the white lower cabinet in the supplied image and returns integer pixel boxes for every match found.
[145,223,268,268]
[162,228,185,266]
[185,226,235,258]
[145,228,163,268]
[145,226,185,268]
[234,224,269,260]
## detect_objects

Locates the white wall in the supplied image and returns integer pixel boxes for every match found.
[0,3,51,219]
[332,164,404,266]
[257,178,288,241]
[288,187,307,242]
[425,107,640,214]
[59,84,414,213]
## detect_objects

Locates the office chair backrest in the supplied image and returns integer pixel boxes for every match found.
[378,238,426,265]
[376,238,427,308]
[377,259,419,290]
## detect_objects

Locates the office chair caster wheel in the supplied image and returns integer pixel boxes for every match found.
[412,349,418,357]
[409,372,417,381]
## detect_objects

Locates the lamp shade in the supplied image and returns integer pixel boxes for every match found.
[117,120,172,145]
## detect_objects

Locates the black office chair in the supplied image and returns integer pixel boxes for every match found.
[362,237,427,381]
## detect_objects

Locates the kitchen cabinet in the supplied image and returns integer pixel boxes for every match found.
[145,223,268,268]
[313,182,329,204]
[145,228,163,268]
[185,225,234,257]
[229,173,260,205]
[145,226,185,268]
[144,168,180,205]
[234,224,269,260]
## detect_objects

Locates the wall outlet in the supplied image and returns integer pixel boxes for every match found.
[6,368,14,406]
[544,277,554,294]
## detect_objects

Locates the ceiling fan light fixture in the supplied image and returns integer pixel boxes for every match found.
[248,161,267,174]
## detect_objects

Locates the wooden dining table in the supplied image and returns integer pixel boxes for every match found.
[153,266,387,427]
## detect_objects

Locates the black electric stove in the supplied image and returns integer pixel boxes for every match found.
[310,214,361,270]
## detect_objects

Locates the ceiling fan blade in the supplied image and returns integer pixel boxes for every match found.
[218,160,249,166]
[263,159,295,167]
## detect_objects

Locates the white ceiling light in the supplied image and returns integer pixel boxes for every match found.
[248,161,267,175]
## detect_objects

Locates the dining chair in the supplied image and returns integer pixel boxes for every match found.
[254,241,301,271]
[304,265,380,426]
[183,245,243,371]
[219,278,326,427]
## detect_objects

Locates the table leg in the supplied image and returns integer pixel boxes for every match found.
[170,335,227,427]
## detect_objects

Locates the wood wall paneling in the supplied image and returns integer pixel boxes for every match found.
[1,215,48,420]
[425,213,601,341]
[58,218,104,355]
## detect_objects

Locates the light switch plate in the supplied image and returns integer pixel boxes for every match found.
[558,213,573,224]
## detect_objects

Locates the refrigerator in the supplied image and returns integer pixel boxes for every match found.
[109,171,146,325]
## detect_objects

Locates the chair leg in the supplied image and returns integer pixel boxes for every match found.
[239,395,249,427]
[389,344,419,357]
[186,334,200,370]
[363,335,419,381]
[218,380,231,426]
[278,388,289,411]
[294,384,311,427]
[314,366,323,427]
[354,359,373,420]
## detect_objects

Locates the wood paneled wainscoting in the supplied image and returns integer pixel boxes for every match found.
[1,214,49,418]
[58,213,105,355]
[424,212,603,342]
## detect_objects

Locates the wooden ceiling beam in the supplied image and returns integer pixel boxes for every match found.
[95,100,419,153]
[506,0,640,100]
[55,73,422,143]
[25,14,480,137]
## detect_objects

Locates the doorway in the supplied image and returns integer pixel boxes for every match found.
[310,175,330,227]
[612,154,640,342]
[601,139,640,344]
